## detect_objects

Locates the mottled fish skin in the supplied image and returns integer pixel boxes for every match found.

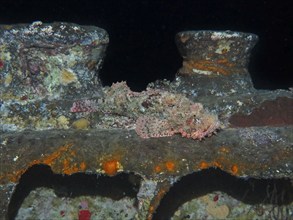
[71,81,220,140]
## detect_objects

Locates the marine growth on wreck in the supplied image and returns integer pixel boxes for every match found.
[0,22,292,219]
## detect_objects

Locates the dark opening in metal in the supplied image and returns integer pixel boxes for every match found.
[7,164,142,220]
[154,168,293,219]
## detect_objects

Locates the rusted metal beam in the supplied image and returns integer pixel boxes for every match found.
[1,25,292,219]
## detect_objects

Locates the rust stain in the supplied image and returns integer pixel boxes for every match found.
[147,182,172,220]
[99,152,124,176]
[62,158,80,175]
[212,156,242,176]
[213,161,223,169]
[165,161,176,172]
[218,146,231,154]
[216,156,254,177]
[181,59,235,75]
[40,144,72,166]
[196,156,248,177]
[154,160,178,173]
[229,97,293,127]
[102,159,121,176]
[80,162,87,171]
[0,169,26,184]
[154,165,162,173]
[199,161,210,169]
[0,144,90,183]
[216,58,234,67]
[148,205,154,215]
[231,164,239,175]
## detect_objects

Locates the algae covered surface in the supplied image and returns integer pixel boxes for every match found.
[1,24,293,219]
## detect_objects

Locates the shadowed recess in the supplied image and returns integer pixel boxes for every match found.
[7,164,142,220]
[154,168,293,219]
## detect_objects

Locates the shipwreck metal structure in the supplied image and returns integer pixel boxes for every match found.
[0,22,292,219]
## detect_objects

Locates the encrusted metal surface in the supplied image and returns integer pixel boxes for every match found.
[1,126,293,182]
[175,30,258,76]
[0,26,292,219]
[0,21,108,101]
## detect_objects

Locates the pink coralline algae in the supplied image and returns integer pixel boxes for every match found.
[70,99,99,113]
[70,81,220,140]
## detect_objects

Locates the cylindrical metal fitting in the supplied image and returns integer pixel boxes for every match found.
[0,21,109,101]
[175,30,258,76]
